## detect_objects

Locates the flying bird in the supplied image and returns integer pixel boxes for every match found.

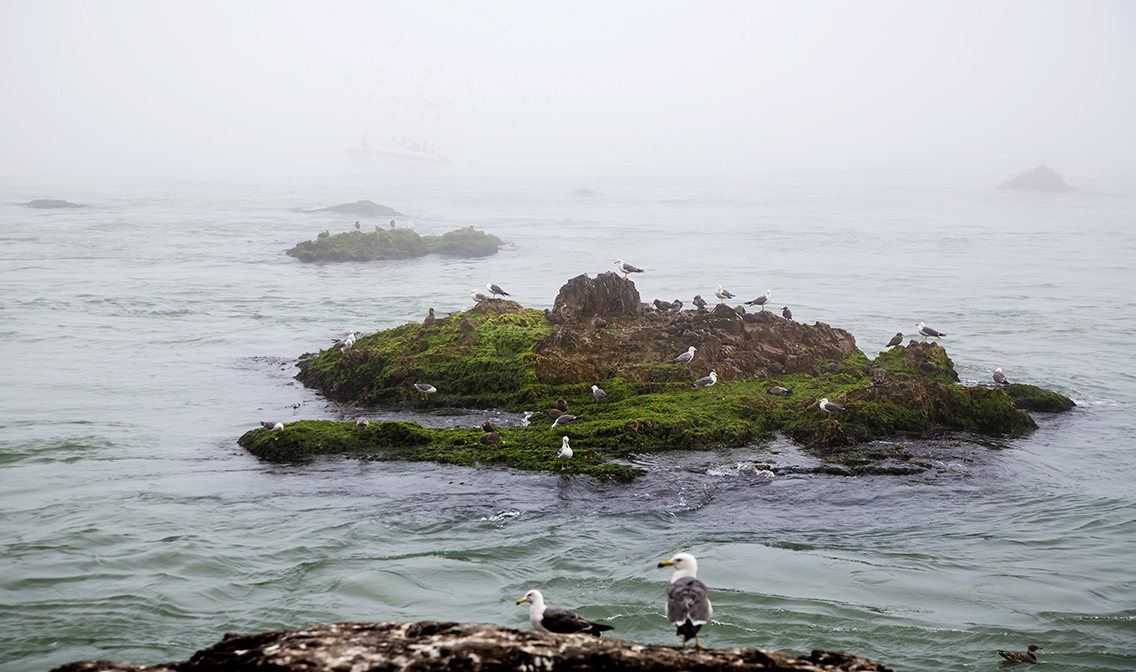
[658,552,712,649]
[745,290,772,310]
[998,645,1042,664]
[993,368,1009,385]
[818,397,845,413]
[486,282,510,298]
[915,322,945,340]
[591,384,606,401]
[517,589,612,636]
[886,332,904,348]
[673,346,696,363]
[714,285,735,302]
[694,371,718,388]
[614,258,644,278]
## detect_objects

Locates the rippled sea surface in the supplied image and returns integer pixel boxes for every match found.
[2,164,1134,671]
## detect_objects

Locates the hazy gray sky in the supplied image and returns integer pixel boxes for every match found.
[2,1,1134,177]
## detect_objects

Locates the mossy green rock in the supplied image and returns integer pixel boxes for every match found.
[1005,383,1077,412]
[245,275,1075,479]
[286,227,501,262]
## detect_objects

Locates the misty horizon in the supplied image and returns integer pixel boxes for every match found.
[2,1,1134,181]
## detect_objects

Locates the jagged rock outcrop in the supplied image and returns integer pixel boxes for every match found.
[998,166,1071,191]
[50,621,894,672]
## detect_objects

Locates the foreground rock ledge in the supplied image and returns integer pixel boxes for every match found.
[51,621,893,672]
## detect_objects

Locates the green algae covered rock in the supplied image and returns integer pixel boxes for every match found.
[286,227,501,262]
[248,275,1074,479]
[1005,383,1077,412]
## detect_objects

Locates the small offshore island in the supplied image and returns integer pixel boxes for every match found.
[287,226,503,261]
[239,273,1074,481]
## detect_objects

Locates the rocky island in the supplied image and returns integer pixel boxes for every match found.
[50,620,894,672]
[25,198,85,208]
[239,273,1073,480]
[287,226,503,261]
[998,166,1071,191]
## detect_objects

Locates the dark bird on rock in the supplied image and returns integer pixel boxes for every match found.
[556,398,569,413]
[916,321,945,340]
[592,314,608,329]
[317,230,329,239]
[919,360,940,373]
[671,299,683,311]
[389,219,396,228]
[693,295,708,310]
[658,552,712,649]
[591,384,606,400]
[614,258,645,278]
[886,332,903,348]
[782,306,792,320]
[517,589,613,636]
[354,220,361,230]
[543,408,563,420]
[479,431,501,444]
[824,361,841,374]
[871,366,887,384]
[543,308,563,325]
[551,413,577,428]
[768,386,793,396]
[818,398,845,413]
[482,420,499,433]
[998,645,1041,664]
[423,307,436,327]
[654,299,672,312]
[993,368,1009,385]
[909,345,926,360]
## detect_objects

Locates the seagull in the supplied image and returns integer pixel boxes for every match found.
[886,332,904,348]
[614,258,644,279]
[768,386,793,396]
[745,289,772,310]
[486,282,510,298]
[915,322,945,340]
[423,308,436,327]
[692,295,708,311]
[354,220,361,230]
[818,397,845,413]
[482,420,499,433]
[658,552,712,649]
[673,346,696,364]
[557,436,573,462]
[543,308,564,325]
[714,285,735,302]
[551,413,577,428]
[413,383,437,394]
[516,589,612,636]
[471,289,491,303]
[556,398,569,412]
[592,314,608,329]
[998,645,1042,664]
[782,306,792,320]
[260,421,284,432]
[993,368,1009,385]
[356,418,369,428]
[334,331,359,352]
[694,371,718,388]
[591,384,606,401]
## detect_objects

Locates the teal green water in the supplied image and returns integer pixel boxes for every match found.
[1,166,1134,670]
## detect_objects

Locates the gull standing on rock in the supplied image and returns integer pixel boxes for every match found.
[413,383,437,395]
[552,413,577,429]
[745,290,772,310]
[614,259,645,279]
[714,285,735,302]
[591,384,606,401]
[557,436,573,462]
[915,322,945,341]
[486,282,510,298]
[782,306,792,320]
[517,589,612,636]
[261,421,284,432]
[423,308,436,327]
[658,552,712,649]
[886,332,903,348]
[693,295,708,311]
[592,314,608,329]
[818,397,845,413]
[335,331,359,352]
[471,289,491,303]
[993,368,1009,385]
[673,346,696,364]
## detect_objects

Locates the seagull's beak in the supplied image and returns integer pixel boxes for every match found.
[516,597,528,605]
[657,560,673,568]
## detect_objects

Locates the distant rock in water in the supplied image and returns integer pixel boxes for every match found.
[305,199,405,216]
[569,188,602,197]
[998,166,1071,191]
[26,199,85,209]
[287,227,502,262]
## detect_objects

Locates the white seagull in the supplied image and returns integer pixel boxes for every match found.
[260,421,284,432]
[818,397,845,413]
[516,589,612,636]
[552,413,578,428]
[714,285,735,302]
[591,384,606,400]
[413,383,437,394]
[658,552,712,649]
[334,331,359,352]
[745,290,772,310]
[471,289,491,303]
[486,282,510,298]
[693,371,718,388]
[557,436,573,461]
[673,346,696,364]
[915,322,946,340]
[614,258,645,278]
[993,368,1009,385]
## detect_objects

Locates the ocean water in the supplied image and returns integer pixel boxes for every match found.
[1,163,1134,671]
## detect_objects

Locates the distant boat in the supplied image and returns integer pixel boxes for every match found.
[347,133,449,164]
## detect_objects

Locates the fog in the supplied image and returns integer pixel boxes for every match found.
[2,1,1134,179]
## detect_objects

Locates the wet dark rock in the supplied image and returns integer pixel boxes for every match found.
[998,166,1071,191]
[26,198,85,208]
[49,621,895,672]
[553,272,643,323]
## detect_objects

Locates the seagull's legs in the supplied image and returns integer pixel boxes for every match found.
[694,634,706,649]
